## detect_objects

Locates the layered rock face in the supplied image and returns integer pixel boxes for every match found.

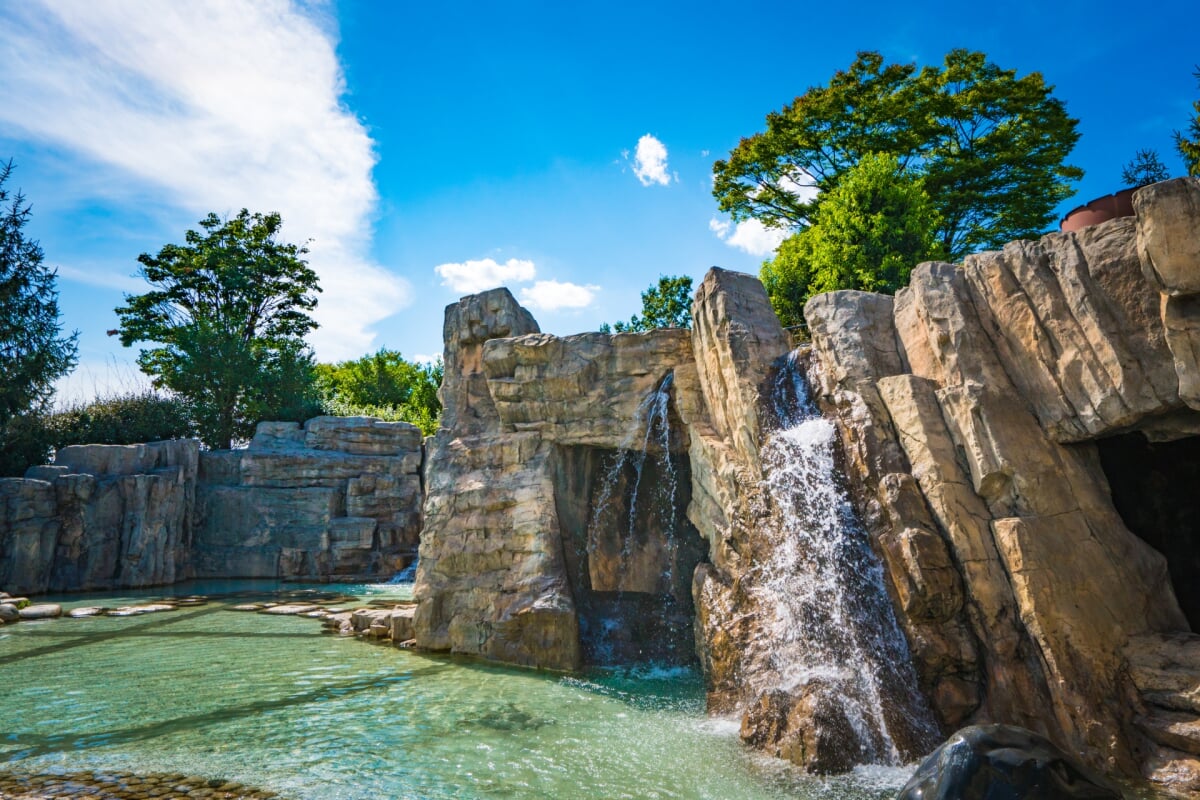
[804,177,1200,790]
[195,417,424,579]
[0,440,198,594]
[414,287,712,670]
[0,417,424,593]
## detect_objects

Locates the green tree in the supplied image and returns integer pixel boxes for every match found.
[713,50,1083,260]
[0,160,78,429]
[601,275,693,333]
[114,210,321,449]
[1122,149,1171,188]
[1176,66,1200,176]
[315,349,443,436]
[761,154,942,326]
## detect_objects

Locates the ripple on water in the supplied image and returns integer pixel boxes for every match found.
[0,584,908,800]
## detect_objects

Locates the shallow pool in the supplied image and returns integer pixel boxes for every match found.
[0,581,913,799]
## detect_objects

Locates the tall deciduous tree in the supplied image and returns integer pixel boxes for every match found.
[761,154,942,327]
[1177,66,1200,176]
[114,210,321,449]
[0,160,77,427]
[601,275,693,333]
[713,50,1083,261]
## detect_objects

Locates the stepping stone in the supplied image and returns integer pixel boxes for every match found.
[259,604,320,615]
[106,603,176,617]
[68,607,106,618]
[0,604,18,622]
[18,603,61,620]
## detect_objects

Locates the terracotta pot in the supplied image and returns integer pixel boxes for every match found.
[1059,187,1137,232]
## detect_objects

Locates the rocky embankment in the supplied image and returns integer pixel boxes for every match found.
[0,417,424,595]
[804,177,1200,793]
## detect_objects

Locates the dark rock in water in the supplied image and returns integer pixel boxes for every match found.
[897,724,1122,799]
[740,681,859,775]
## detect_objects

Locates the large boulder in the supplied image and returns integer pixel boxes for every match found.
[897,725,1122,800]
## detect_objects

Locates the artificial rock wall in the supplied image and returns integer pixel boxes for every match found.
[804,177,1200,791]
[0,417,424,595]
[413,270,791,672]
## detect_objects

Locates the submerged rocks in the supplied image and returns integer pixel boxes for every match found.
[897,724,1122,800]
[739,683,859,775]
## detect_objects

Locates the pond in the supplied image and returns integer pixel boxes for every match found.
[0,581,913,800]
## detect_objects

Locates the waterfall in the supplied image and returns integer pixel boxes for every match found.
[755,352,938,764]
[575,372,702,665]
[386,560,418,584]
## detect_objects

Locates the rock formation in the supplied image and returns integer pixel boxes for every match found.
[805,177,1200,793]
[0,417,424,593]
[195,416,423,578]
[413,287,709,670]
[0,440,197,594]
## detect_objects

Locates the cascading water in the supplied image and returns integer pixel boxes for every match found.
[571,372,706,665]
[754,351,938,764]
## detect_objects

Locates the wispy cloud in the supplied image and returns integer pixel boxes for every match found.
[434,257,537,294]
[519,280,598,311]
[632,134,673,186]
[0,0,409,360]
[55,263,146,294]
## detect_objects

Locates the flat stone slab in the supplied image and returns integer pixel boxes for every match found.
[259,604,320,615]
[231,604,265,612]
[18,604,61,620]
[68,607,106,618]
[105,604,176,617]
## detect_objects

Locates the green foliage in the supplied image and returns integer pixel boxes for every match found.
[761,154,942,326]
[315,349,443,436]
[714,50,1083,261]
[1176,67,1200,177]
[1122,149,1171,187]
[601,275,693,333]
[0,413,54,477]
[44,390,196,449]
[0,160,78,428]
[0,391,196,478]
[115,210,322,449]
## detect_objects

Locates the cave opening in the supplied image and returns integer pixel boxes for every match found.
[1097,431,1200,631]
[554,444,708,666]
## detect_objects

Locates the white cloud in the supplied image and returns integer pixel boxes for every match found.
[434,257,537,294]
[410,353,440,365]
[633,134,672,186]
[519,280,599,311]
[709,216,789,257]
[0,0,410,360]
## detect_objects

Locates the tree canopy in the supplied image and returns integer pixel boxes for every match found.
[114,210,321,449]
[0,160,78,427]
[315,349,443,436]
[601,275,693,333]
[713,50,1083,261]
[1177,67,1200,177]
[761,153,943,327]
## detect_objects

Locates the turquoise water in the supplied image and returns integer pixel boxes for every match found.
[0,581,913,800]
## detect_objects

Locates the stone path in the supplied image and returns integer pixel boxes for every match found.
[0,770,282,800]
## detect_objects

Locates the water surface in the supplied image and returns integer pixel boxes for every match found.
[0,581,912,799]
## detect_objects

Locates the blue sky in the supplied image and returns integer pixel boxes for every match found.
[0,0,1195,401]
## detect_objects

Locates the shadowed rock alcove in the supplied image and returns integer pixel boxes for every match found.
[554,444,707,665]
[1097,432,1200,631]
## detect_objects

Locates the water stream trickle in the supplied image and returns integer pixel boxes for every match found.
[754,352,938,764]
[578,372,699,665]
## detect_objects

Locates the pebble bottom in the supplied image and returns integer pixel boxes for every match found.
[0,771,284,800]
